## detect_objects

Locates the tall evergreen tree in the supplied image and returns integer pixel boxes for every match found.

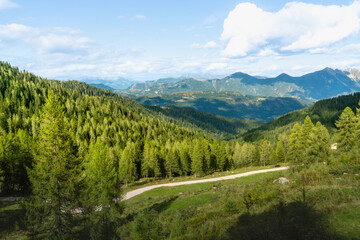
[335,107,357,152]
[85,137,123,238]
[287,123,302,165]
[307,122,330,165]
[27,91,81,238]
[275,140,286,163]
[233,142,242,168]
[259,139,270,166]
[119,141,138,186]
[191,139,207,176]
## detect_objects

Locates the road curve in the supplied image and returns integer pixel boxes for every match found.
[124,166,289,200]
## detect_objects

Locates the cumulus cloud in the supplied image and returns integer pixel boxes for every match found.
[192,41,218,49]
[221,1,360,57]
[0,0,18,10]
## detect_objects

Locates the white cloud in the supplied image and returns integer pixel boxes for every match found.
[0,23,94,56]
[0,0,18,10]
[134,14,146,20]
[192,41,218,49]
[0,23,37,42]
[221,1,360,57]
[38,34,93,55]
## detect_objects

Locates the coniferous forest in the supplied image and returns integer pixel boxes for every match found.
[1,62,360,239]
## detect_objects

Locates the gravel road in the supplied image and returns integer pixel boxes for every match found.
[124,166,289,200]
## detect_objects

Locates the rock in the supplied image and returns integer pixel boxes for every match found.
[273,177,290,184]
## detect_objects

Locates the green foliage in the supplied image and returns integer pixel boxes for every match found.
[191,139,207,176]
[132,91,311,122]
[84,137,123,239]
[119,141,138,185]
[335,107,357,152]
[242,92,360,142]
[26,91,82,238]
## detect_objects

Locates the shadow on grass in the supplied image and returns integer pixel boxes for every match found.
[227,201,341,240]
[0,201,26,238]
[147,196,178,213]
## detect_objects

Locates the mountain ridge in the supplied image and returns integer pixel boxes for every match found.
[117,67,360,101]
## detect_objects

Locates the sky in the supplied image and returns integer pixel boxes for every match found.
[0,0,360,81]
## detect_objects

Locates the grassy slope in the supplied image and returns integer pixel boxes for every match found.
[2,165,359,239]
[121,166,360,239]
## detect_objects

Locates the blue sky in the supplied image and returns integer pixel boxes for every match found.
[0,0,359,81]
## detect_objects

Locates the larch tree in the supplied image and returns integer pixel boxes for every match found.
[85,137,123,239]
[287,123,302,166]
[27,91,82,239]
[307,121,330,164]
[191,139,207,176]
[275,140,286,163]
[233,142,242,168]
[260,139,271,166]
[119,141,137,186]
[335,107,357,152]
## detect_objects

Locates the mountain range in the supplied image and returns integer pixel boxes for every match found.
[117,68,360,102]
[132,91,311,122]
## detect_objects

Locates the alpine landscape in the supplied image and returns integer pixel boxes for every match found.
[1,1,360,239]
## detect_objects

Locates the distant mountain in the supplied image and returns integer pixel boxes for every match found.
[132,91,312,122]
[89,83,114,90]
[82,77,136,90]
[118,68,360,101]
[241,92,360,142]
[128,77,186,90]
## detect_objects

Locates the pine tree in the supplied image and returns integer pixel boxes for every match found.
[335,107,357,152]
[85,137,123,238]
[26,91,81,238]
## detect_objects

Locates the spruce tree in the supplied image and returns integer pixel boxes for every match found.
[27,91,81,238]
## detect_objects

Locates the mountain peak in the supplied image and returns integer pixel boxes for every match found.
[228,72,252,79]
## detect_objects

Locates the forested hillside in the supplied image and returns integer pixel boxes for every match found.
[131,91,311,122]
[58,80,259,139]
[241,92,360,141]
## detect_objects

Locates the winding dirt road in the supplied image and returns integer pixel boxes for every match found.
[124,166,289,200]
